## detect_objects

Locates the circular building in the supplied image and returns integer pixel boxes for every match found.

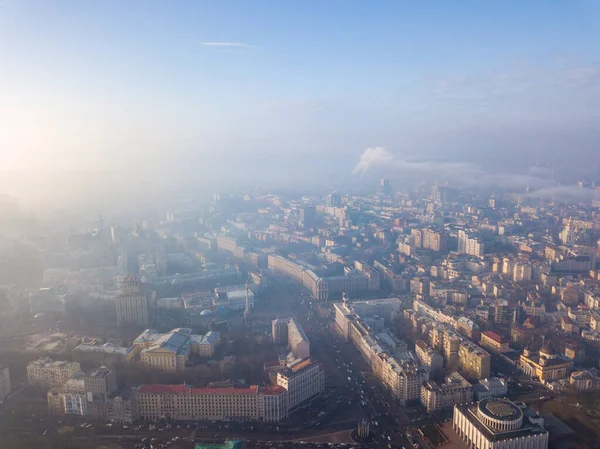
[476,398,523,431]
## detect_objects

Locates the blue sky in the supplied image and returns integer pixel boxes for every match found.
[1,1,599,202]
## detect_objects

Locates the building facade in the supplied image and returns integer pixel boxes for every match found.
[271,317,310,360]
[27,358,81,389]
[453,399,548,449]
[458,341,491,381]
[135,384,289,422]
[421,372,472,413]
[276,360,325,410]
[116,276,148,326]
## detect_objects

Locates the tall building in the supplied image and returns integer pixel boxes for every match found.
[271,318,310,360]
[84,366,117,419]
[415,341,443,378]
[423,228,447,252]
[116,275,148,326]
[457,230,484,257]
[421,372,472,413]
[0,366,11,403]
[380,179,392,196]
[453,399,548,449]
[559,218,576,246]
[299,206,317,229]
[325,192,342,207]
[458,340,491,381]
[27,358,81,389]
[276,359,325,410]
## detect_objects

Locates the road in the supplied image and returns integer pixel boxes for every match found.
[271,276,415,448]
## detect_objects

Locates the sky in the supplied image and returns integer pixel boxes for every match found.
[1,0,599,207]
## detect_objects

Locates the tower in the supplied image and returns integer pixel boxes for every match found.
[244,281,251,324]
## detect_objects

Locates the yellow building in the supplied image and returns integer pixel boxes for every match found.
[479,331,510,354]
[519,344,572,382]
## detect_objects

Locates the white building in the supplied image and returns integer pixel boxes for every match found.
[276,359,325,410]
[458,230,484,257]
[453,399,548,449]
[474,377,508,400]
[27,358,81,389]
[271,317,310,360]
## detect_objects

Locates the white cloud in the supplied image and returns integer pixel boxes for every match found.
[199,42,254,48]
[351,146,482,178]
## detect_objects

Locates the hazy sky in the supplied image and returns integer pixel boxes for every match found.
[1,1,599,205]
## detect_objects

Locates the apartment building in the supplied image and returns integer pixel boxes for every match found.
[458,340,491,381]
[479,331,510,354]
[415,341,443,377]
[421,372,473,413]
[135,384,289,422]
[27,358,81,389]
[0,366,11,403]
[276,359,325,409]
[271,317,310,360]
[334,300,428,405]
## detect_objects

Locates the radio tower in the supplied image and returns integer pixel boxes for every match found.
[244,281,251,324]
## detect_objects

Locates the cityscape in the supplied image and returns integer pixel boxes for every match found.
[1,2,600,449]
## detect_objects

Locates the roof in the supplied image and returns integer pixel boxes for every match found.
[189,386,258,395]
[259,385,287,395]
[482,331,504,344]
[137,384,190,394]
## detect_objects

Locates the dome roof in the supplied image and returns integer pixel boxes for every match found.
[200,309,214,316]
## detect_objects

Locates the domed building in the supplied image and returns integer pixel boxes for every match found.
[519,341,572,382]
[454,398,549,449]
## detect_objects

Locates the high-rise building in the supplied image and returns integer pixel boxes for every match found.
[457,230,484,257]
[116,276,148,326]
[276,359,325,409]
[0,366,11,403]
[299,206,317,229]
[325,193,342,207]
[458,341,491,381]
[423,228,447,252]
[271,318,310,360]
[559,218,576,246]
[380,179,392,196]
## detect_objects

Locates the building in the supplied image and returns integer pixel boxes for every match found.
[0,366,11,403]
[518,343,572,383]
[276,359,325,410]
[271,317,310,360]
[423,228,447,252]
[415,341,443,377]
[453,399,548,449]
[267,254,328,300]
[105,390,138,423]
[135,384,289,422]
[73,342,135,366]
[458,340,491,381]
[191,331,221,357]
[299,206,317,228]
[85,366,117,418]
[480,331,510,354]
[47,372,86,416]
[116,276,148,326]
[132,328,196,372]
[380,179,392,196]
[421,372,472,413]
[27,358,81,389]
[474,378,508,400]
[458,230,484,257]
[569,368,600,391]
[334,299,428,405]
